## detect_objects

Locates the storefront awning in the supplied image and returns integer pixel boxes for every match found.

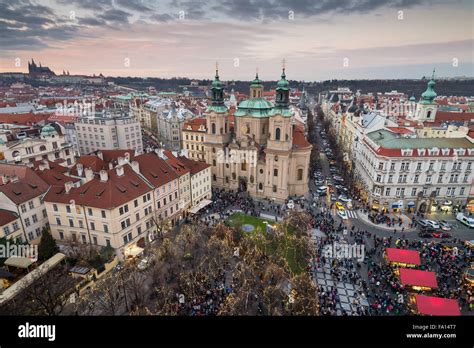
[415,295,460,316]
[399,268,438,289]
[188,199,213,214]
[407,202,415,207]
[385,248,421,265]
[442,200,452,206]
[4,257,33,269]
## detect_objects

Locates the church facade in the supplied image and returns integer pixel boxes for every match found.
[203,67,312,202]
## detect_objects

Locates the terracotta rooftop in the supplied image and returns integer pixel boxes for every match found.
[44,165,152,209]
[177,155,210,175]
[0,209,19,226]
[134,152,179,188]
[292,124,311,149]
[183,118,206,132]
[0,164,49,204]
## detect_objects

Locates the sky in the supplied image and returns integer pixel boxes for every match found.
[0,0,473,81]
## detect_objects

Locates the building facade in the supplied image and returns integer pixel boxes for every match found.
[75,111,143,155]
[182,118,207,161]
[203,68,311,202]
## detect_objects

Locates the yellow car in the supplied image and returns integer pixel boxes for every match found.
[335,201,344,210]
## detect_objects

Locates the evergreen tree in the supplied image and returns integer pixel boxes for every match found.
[38,228,59,262]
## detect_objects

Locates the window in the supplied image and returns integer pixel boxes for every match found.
[416,162,422,171]
[28,201,34,209]
[12,222,19,231]
[90,222,95,230]
[59,231,64,240]
[93,236,98,245]
[32,214,38,223]
[273,185,277,193]
[414,174,419,183]
[136,212,140,221]
[101,210,106,218]
[376,174,381,183]
[121,218,131,229]
[56,217,61,225]
[88,208,93,216]
[385,188,391,196]
[79,220,84,229]
[21,204,27,213]
[274,169,278,177]
[460,187,465,195]
[3,226,10,235]
[53,204,58,212]
[211,123,216,134]
[390,163,395,171]
[275,128,281,141]
[119,205,129,215]
[103,224,109,233]
[81,234,87,244]
[66,205,71,213]
[134,199,138,208]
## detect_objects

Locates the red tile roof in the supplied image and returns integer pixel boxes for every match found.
[385,248,421,265]
[183,118,206,132]
[399,268,438,289]
[44,165,152,209]
[98,149,135,163]
[0,113,51,125]
[0,209,19,226]
[415,295,460,316]
[387,127,414,135]
[162,150,190,176]
[292,125,311,149]
[35,168,81,187]
[435,111,474,122]
[134,152,178,188]
[0,164,49,204]
[177,155,210,175]
[70,156,106,176]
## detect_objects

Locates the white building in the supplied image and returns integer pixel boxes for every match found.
[0,164,50,243]
[75,111,143,155]
[0,124,75,167]
[356,128,474,213]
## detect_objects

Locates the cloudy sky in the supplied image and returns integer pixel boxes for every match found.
[0,0,473,80]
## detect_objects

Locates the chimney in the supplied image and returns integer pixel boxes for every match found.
[41,159,50,170]
[85,167,94,182]
[97,151,103,160]
[131,161,140,174]
[76,163,84,177]
[10,175,19,183]
[117,156,126,166]
[155,148,166,160]
[99,169,108,182]
[124,152,130,162]
[65,181,73,194]
[108,162,114,170]
[116,165,124,177]
[39,163,47,171]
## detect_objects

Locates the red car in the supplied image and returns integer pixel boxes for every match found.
[432,231,452,239]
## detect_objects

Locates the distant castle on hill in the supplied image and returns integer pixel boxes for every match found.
[28,59,55,77]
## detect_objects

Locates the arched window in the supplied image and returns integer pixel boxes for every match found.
[273,169,278,177]
[232,173,236,180]
[297,168,303,181]
[258,183,263,190]
[274,155,278,162]
[275,127,281,140]
[427,111,432,118]
[212,174,217,181]
[211,123,216,134]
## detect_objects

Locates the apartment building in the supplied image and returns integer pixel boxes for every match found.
[0,164,50,243]
[356,128,474,214]
[182,118,206,161]
[44,165,155,259]
[177,155,212,207]
[0,210,24,243]
[75,111,143,155]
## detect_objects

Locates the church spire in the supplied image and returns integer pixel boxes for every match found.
[211,61,224,106]
[275,60,289,108]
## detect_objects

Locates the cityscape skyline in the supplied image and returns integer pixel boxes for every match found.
[0,0,473,80]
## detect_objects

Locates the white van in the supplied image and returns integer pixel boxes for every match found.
[456,213,474,228]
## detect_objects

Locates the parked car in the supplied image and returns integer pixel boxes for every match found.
[425,220,440,229]
[418,231,433,238]
[438,220,452,231]
[137,256,154,271]
[338,195,351,203]
[417,219,429,228]
[337,210,348,220]
[432,232,452,239]
[456,213,474,228]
